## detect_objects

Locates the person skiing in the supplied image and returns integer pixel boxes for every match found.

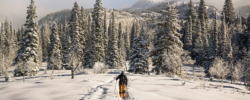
[116,71,128,99]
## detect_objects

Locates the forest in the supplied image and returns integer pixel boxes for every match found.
[0,0,250,99]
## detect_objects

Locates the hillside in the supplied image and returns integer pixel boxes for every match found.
[38,9,144,33]
[130,0,169,9]
[236,5,250,18]
[124,0,220,20]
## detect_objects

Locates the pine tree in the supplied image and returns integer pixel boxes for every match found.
[184,16,192,51]
[129,33,149,74]
[69,1,82,61]
[47,23,61,70]
[13,0,40,76]
[61,17,71,69]
[104,10,108,51]
[79,6,87,67]
[130,23,136,49]
[236,14,243,33]
[218,13,228,59]
[210,12,218,59]
[62,34,71,70]
[124,26,130,61]
[92,0,105,62]
[201,14,210,72]
[41,22,50,61]
[17,27,22,44]
[106,12,120,69]
[150,2,183,75]
[84,14,95,68]
[222,0,236,25]
[247,14,250,32]
[3,20,10,57]
[193,18,203,65]
[118,22,125,58]
[198,0,209,22]
[0,23,5,49]
[179,20,185,43]
[186,0,197,35]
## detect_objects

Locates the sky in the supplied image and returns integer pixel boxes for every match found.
[0,0,249,28]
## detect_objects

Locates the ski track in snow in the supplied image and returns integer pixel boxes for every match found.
[80,76,135,100]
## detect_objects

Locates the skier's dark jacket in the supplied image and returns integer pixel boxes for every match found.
[116,72,128,85]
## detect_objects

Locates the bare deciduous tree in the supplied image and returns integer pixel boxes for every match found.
[209,57,229,84]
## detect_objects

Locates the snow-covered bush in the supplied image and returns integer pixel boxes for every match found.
[181,50,196,65]
[93,62,108,74]
[209,57,229,84]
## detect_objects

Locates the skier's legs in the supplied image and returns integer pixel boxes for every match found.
[121,85,126,98]
[119,85,122,97]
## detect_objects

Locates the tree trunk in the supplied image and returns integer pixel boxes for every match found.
[23,75,25,82]
[222,78,224,84]
[231,77,233,84]
[71,69,74,79]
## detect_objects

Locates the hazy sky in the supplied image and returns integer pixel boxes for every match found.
[0,0,249,28]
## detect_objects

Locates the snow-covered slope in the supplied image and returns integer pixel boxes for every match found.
[131,0,168,9]
[1,63,250,100]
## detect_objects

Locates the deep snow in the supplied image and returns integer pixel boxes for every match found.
[0,63,249,100]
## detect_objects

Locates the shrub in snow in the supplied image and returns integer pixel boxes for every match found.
[181,50,195,65]
[209,57,229,84]
[93,62,108,74]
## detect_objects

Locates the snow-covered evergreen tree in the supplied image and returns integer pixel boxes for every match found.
[124,26,130,61]
[92,0,105,62]
[41,22,50,61]
[69,1,82,64]
[129,26,149,74]
[150,2,183,76]
[130,23,136,49]
[47,23,61,70]
[222,0,236,25]
[61,17,71,69]
[118,22,125,58]
[104,9,108,52]
[62,34,71,70]
[210,12,218,59]
[186,0,197,35]
[79,6,87,67]
[13,0,40,76]
[217,13,232,61]
[0,23,5,49]
[201,14,210,72]
[247,14,250,32]
[84,14,95,68]
[193,18,203,65]
[198,0,208,22]
[184,16,193,51]
[106,12,120,69]
[3,20,10,57]
[129,28,149,74]
[236,14,243,33]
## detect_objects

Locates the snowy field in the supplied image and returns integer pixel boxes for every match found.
[0,63,250,100]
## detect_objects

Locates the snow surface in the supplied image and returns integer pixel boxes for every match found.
[0,63,250,100]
